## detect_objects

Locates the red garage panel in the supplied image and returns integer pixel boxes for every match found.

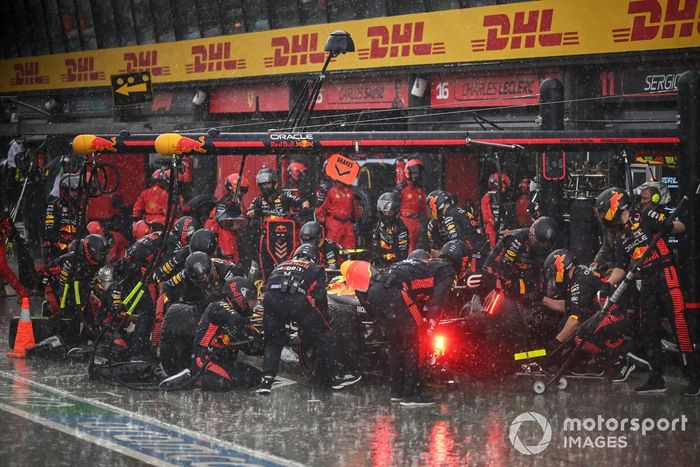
[313,76,410,110]
[444,152,479,206]
[87,154,145,220]
[431,70,560,108]
[210,83,289,113]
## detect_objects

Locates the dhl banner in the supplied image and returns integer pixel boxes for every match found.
[1,0,699,93]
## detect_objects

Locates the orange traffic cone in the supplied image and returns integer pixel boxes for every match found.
[7,297,35,358]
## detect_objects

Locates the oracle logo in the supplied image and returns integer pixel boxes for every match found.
[269,133,314,141]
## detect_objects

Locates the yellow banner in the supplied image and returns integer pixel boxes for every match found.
[1,0,698,93]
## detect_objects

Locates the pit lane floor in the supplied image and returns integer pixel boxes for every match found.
[1,296,699,466]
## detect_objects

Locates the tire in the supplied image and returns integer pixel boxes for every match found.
[354,187,374,228]
[295,303,363,376]
[329,302,363,372]
[159,303,199,376]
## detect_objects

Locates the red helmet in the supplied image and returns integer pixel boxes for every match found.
[488,172,511,191]
[132,220,152,240]
[404,159,424,181]
[152,168,170,185]
[287,161,309,181]
[87,221,105,236]
[225,173,250,194]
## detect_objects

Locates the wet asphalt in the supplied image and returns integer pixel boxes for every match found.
[0,295,699,466]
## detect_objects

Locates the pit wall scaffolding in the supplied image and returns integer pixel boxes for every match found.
[1,0,698,93]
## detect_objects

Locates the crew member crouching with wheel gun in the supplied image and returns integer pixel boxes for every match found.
[365,240,472,407]
[541,249,638,381]
[160,277,264,391]
[595,187,699,395]
[482,217,557,304]
[49,234,109,347]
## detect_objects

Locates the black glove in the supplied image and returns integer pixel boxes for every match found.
[599,282,613,299]
[525,289,544,303]
[544,338,561,353]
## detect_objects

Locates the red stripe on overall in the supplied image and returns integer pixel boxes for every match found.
[663,265,693,352]
[401,290,427,366]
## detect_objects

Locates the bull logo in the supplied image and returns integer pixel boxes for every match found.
[604,191,625,221]
[155,133,207,156]
[554,254,566,284]
[72,134,118,154]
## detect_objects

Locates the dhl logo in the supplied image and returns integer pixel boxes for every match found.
[10,62,49,86]
[612,0,699,42]
[186,43,246,73]
[263,33,326,68]
[471,9,579,52]
[61,57,106,83]
[358,22,445,60]
[119,51,171,76]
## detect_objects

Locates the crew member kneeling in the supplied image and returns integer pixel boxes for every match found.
[192,277,263,391]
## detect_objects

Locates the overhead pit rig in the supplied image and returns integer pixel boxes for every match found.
[69,73,700,307]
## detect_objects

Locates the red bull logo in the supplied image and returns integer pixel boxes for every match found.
[554,254,566,284]
[605,191,625,221]
[154,133,207,156]
[174,136,207,154]
[631,246,648,260]
[90,136,118,152]
[72,135,117,154]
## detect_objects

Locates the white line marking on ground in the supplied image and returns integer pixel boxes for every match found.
[0,370,303,467]
[94,391,123,398]
[0,402,173,467]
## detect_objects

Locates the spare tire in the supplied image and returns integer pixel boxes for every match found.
[354,187,374,228]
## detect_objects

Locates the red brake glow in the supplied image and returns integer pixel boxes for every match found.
[434,335,446,356]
